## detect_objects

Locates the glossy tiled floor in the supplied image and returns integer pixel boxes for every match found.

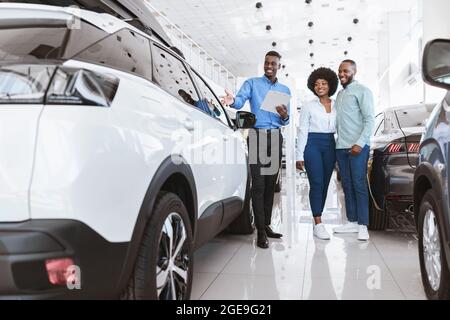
[192,172,426,300]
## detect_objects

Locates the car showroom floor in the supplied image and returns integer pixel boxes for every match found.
[192,172,426,300]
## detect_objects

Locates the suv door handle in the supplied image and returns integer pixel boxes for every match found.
[223,136,229,142]
[184,118,195,132]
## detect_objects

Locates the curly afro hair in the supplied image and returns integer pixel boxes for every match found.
[307,67,339,97]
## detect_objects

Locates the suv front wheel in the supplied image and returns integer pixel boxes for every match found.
[418,190,450,300]
[122,192,193,300]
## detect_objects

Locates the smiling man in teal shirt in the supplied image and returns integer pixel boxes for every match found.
[333,59,374,241]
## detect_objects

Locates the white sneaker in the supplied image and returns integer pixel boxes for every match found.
[313,224,331,240]
[333,222,359,234]
[358,225,370,241]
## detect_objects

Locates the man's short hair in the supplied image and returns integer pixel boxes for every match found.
[266,51,282,60]
[342,59,357,68]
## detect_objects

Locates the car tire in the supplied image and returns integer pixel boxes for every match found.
[368,199,388,231]
[227,175,255,235]
[122,191,193,300]
[418,190,450,300]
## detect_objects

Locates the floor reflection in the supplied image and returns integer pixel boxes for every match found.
[193,172,425,300]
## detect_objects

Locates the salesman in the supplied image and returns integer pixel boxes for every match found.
[221,51,291,249]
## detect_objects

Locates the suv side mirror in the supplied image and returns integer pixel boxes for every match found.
[235,111,256,129]
[423,39,450,90]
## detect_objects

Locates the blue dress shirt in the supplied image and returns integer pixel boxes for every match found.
[230,76,291,129]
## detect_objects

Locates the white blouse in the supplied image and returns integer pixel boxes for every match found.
[296,98,337,161]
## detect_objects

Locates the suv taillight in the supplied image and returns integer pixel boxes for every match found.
[386,143,420,154]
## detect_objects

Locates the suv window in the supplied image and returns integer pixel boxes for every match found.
[189,69,230,127]
[0,21,106,62]
[151,44,203,109]
[74,28,152,80]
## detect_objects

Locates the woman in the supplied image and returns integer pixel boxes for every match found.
[296,67,339,240]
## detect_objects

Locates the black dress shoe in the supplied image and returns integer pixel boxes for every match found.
[265,226,283,239]
[257,231,269,249]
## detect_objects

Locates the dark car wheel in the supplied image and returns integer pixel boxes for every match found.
[368,199,388,231]
[418,190,450,300]
[122,192,193,300]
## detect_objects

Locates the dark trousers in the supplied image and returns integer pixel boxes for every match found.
[247,129,283,231]
[304,133,336,217]
[336,145,370,226]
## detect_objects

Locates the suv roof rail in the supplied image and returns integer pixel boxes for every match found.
[0,0,172,47]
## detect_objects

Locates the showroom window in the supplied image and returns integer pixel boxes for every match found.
[373,114,385,137]
[74,28,152,80]
[151,44,203,110]
[189,68,231,127]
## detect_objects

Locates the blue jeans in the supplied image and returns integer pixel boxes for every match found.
[336,145,370,226]
[304,133,336,217]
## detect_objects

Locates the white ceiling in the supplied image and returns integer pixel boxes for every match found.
[147,0,419,82]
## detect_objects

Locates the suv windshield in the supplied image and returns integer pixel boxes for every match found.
[0,20,107,63]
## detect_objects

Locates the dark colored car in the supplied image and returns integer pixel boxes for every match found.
[368,103,434,231]
[414,39,450,300]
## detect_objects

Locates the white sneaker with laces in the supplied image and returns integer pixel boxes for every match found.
[313,224,331,240]
[333,222,359,234]
[358,225,370,241]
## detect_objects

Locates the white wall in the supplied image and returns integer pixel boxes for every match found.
[378,4,424,111]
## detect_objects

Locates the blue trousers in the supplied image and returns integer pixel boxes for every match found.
[304,133,336,217]
[336,145,370,226]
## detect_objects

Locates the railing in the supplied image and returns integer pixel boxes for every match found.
[144,1,237,91]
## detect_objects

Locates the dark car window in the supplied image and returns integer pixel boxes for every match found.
[190,69,230,127]
[151,44,202,108]
[74,29,152,80]
[0,21,106,63]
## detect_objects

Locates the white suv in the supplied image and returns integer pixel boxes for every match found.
[0,3,255,299]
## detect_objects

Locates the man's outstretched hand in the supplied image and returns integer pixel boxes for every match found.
[220,89,235,106]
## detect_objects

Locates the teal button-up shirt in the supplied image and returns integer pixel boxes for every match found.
[335,81,375,149]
